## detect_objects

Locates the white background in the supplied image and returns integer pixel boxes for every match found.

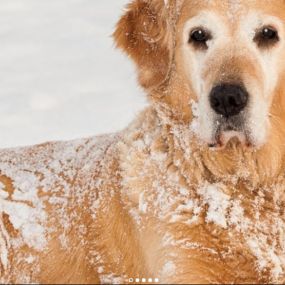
[0,0,146,148]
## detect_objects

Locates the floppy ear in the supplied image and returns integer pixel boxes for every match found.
[113,0,173,91]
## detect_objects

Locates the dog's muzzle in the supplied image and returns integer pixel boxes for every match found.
[208,83,250,148]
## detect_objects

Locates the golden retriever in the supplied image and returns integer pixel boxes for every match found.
[1,0,285,283]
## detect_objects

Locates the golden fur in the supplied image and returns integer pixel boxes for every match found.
[1,0,285,283]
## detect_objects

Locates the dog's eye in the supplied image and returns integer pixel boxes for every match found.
[254,26,279,48]
[262,27,278,39]
[189,28,211,49]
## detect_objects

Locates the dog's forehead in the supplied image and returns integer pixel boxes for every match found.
[179,0,285,23]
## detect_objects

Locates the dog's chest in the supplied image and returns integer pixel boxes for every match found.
[120,140,285,283]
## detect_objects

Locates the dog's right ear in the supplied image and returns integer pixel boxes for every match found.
[113,0,173,91]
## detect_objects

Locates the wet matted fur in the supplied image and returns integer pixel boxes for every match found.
[1,0,285,284]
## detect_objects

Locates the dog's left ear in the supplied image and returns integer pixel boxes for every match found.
[113,0,174,91]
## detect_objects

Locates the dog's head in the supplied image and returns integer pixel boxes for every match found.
[114,0,285,150]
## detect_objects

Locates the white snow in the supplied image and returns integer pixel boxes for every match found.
[198,183,230,229]
[0,0,146,148]
[25,255,36,264]
[0,218,10,270]
[160,260,176,277]
[99,273,124,285]
[0,195,47,250]
[139,192,148,213]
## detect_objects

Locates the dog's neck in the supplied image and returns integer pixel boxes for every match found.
[148,102,285,191]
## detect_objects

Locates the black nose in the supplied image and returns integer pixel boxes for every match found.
[209,84,248,118]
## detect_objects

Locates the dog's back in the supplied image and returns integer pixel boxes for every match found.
[0,134,118,284]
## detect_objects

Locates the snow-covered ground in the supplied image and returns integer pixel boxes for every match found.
[0,0,146,148]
